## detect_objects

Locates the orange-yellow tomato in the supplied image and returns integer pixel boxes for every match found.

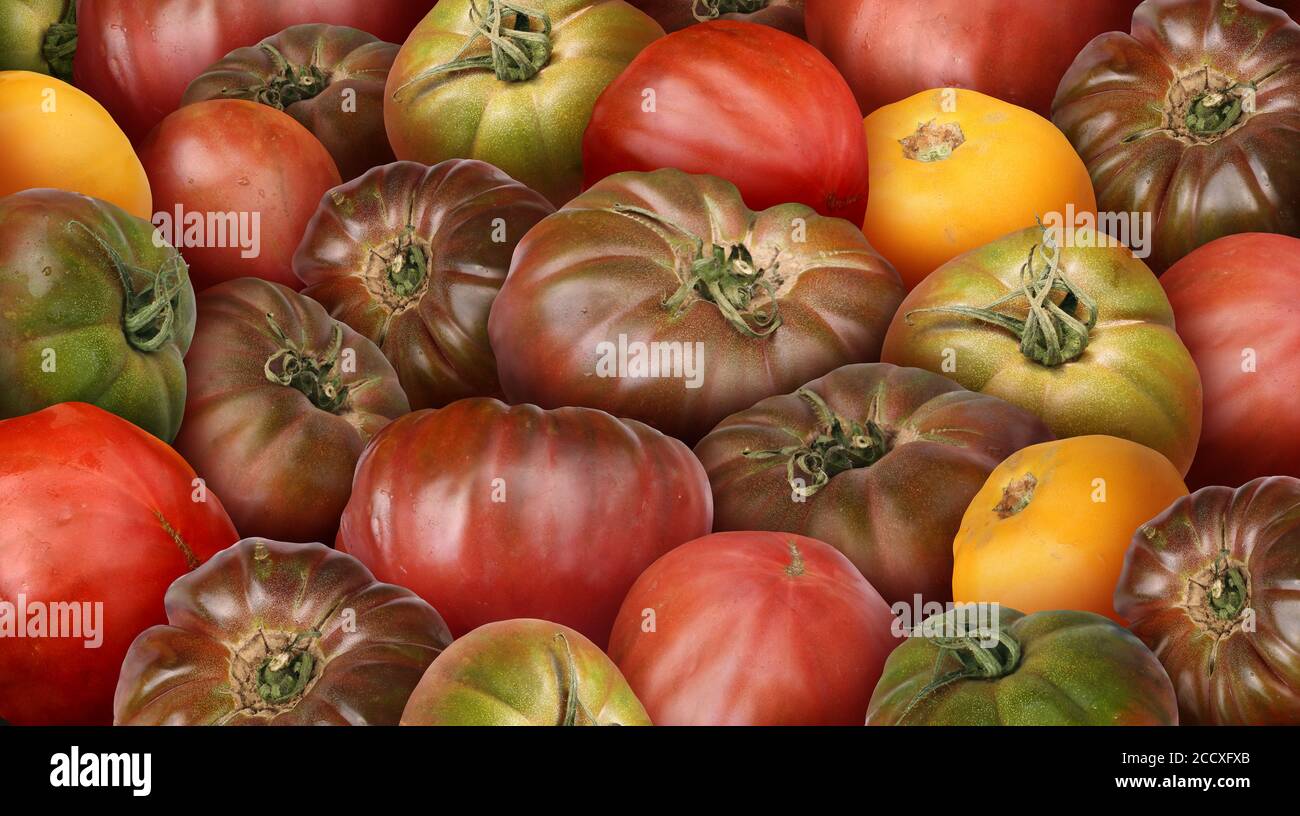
[953,436,1188,623]
[863,88,1096,290]
[0,71,150,219]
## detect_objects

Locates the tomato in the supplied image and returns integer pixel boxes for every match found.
[863,88,1097,290]
[174,278,408,545]
[181,25,397,182]
[628,0,805,37]
[0,71,151,220]
[115,538,451,725]
[1161,234,1300,488]
[400,619,651,725]
[608,531,896,725]
[695,363,1054,606]
[0,0,74,79]
[0,189,194,441]
[881,224,1203,474]
[338,398,712,646]
[138,100,342,292]
[583,20,868,222]
[74,0,436,143]
[385,0,662,207]
[294,160,555,409]
[1053,0,1300,273]
[489,169,904,444]
[1115,477,1300,724]
[0,403,238,725]
[866,608,1178,725]
[806,0,1141,117]
[952,436,1189,622]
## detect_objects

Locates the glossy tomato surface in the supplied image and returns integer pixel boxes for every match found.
[609,531,897,725]
[1115,477,1300,724]
[695,363,1054,605]
[115,539,451,725]
[489,169,904,444]
[138,100,341,292]
[1161,233,1300,488]
[867,608,1178,725]
[338,398,713,646]
[182,24,398,180]
[807,0,1141,116]
[0,403,238,725]
[295,160,555,409]
[583,20,868,222]
[75,0,435,142]
[401,619,650,726]
[174,278,408,544]
[0,189,194,441]
[1053,0,1300,272]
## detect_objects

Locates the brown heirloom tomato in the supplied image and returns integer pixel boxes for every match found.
[385,0,663,207]
[628,0,805,37]
[174,278,409,544]
[294,160,555,409]
[182,24,398,181]
[695,363,1054,605]
[401,619,650,726]
[115,539,452,725]
[867,608,1178,725]
[1115,477,1300,724]
[489,169,905,444]
[609,531,897,725]
[338,398,713,646]
[882,224,1203,475]
[1053,0,1300,272]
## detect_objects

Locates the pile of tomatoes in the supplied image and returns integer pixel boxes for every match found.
[1,0,1298,727]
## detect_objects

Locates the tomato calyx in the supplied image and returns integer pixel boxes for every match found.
[364,230,431,312]
[905,223,1098,367]
[1187,547,1253,641]
[993,473,1037,518]
[900,119,966,163]
[228,43,331,110]
[1127,66,1263,145]
[400,0,553,87]
[614,204,784,338]
[743,386,891,498]
[67,221,189,354]
[228,628,326,716]
[898,613,1022,723]
[40,1,78,83]
[263,313,364,414]
[692,0,770,22]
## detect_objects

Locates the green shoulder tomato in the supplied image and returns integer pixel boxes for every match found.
[0,1,75,79]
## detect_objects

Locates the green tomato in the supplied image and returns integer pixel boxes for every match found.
[0,0,75,80]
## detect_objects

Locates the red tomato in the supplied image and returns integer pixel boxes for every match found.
[338,398,713,646]
[608,531,897,725]
[806,0,1140,116]
[137,100,342,292]
[1162,234,1300,488]
[582,20,868,222]
[74,0,435,142]
[0,403,238,725]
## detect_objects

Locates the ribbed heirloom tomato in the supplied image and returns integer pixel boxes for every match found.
[174,279,409,545]
[583,20,868,222]
[338,398,713,646]
[294,160,555,409]
[489,168,904,443]
[694,363,1054,605]
[0,0,75,78]
[1115,477,1300,724]
[115,539,452,725]
[0,404,239,725]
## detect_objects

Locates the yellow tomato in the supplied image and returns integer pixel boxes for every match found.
[863,88,1096,290]
[0,70,150,219]
[952,436,1188,622]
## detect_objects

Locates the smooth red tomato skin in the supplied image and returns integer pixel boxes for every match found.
[74,0,434,143]
[806,0,1141,116]
[338,399,713,647]
[582,21,868,222]
[0,403,238,725]
[1161,234,1300,488]
[608,531,897,725]
[137,100,342,292]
